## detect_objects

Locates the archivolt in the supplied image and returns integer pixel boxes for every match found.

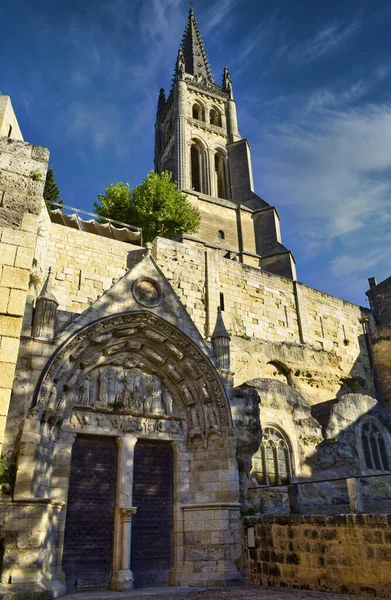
[32,311,233,442]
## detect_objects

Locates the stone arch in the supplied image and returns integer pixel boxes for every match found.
[16,310,233,499]
[265,360,292,386]
[190,137,208,193]
[209,106,222,127]
[192,101,204,121]
[211,144,229,199]
[34,311,231,431]
[13,311,242,591]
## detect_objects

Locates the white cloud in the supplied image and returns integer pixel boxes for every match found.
[202,0,236,36]
[251,101,391,292]
[287,18,361,65]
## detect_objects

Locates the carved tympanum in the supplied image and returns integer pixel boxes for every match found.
[33,312,232,444]
[77,366,174,417]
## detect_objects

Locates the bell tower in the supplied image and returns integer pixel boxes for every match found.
[154,8,297,281]
[155,7,240,198]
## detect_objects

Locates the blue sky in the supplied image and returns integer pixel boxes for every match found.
[2,0,391,307]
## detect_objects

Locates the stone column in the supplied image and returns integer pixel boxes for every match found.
[174,79,188,190]
[111,434,138,591]
[112,506,137,591]
[208,148,216,197]
[226,99,240,143]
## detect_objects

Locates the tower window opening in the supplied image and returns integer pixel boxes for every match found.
[219,292,225,311]
[210,109,221,127]
[191,143,202,192]
[215,152,226,199]
[218,230,225,240]
[192,104,202,121]
[362,421,390,471]
[251,427,292,486]
[7,125,12,138]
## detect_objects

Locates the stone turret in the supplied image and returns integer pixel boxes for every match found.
[32,267,58,340]
[211,307,230,372]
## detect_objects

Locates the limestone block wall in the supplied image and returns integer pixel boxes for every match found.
[0,136,49,452]
[153,238,374,402]
[18,229,375,411]
[245,514,391,596]
[41,222,142,314]
[372,326,391,410]
[0,96,23,140]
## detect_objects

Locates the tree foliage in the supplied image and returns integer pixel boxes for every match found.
[43,166,63,209]
[94,171,200,243]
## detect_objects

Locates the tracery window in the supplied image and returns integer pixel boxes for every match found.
[251,426,292,486]
[361,421,390,471]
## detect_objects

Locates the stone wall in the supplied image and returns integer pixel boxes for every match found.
[32,221,143,317]
[29,230,376,406]
[0,136,49,452]
[245,514,391,596]
[0,97,23,141]
[372,326,391,410]
[366,276,391,326]
[152,238,374,402]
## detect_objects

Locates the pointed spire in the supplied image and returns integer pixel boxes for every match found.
[38,267,58,305]
[211,307,231,372]
[222,66,234,99]
[32,267,58,340]
[157,88,166,119]
[175,7,213,83]
[212,307,230,340]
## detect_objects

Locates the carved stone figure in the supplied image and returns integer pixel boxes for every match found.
[204,402,219,429]
[180,384,195,406]
[189,404,201,432]
[98,367,116,408]
[123,368,143,412]
[79,377,91,406]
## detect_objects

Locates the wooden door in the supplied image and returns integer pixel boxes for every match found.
[131,440,174,588]
[62,435,118,591]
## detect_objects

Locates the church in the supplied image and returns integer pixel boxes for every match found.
[0,7,390,598]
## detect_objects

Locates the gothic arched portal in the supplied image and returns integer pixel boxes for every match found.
[14,311,241,592]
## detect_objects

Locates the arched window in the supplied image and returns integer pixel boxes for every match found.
[217,230,225,240]
[210,108,221,127]
[361,421,390,471]
[251,427,292,486]
[214,151,226,199]
[191,141,205,193]
[192,104,203,121]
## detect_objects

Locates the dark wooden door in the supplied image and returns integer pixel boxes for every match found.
[62,435,118,592]
[131,440,173,588]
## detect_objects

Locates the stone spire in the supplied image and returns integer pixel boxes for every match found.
[175,7,213,82]
[32,267,58,340]
[211,307,231,372]
[156,88,166,119]
[222,66,233,99]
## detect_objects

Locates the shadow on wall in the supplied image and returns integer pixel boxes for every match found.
[231,377,391,515]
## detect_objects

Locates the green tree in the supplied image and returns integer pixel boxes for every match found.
[94,171,200,243]
[43,166,63,209]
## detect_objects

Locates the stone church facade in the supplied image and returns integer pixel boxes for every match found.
[0,8,391,598]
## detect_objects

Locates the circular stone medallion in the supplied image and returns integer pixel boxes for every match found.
[132,277,163,308]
